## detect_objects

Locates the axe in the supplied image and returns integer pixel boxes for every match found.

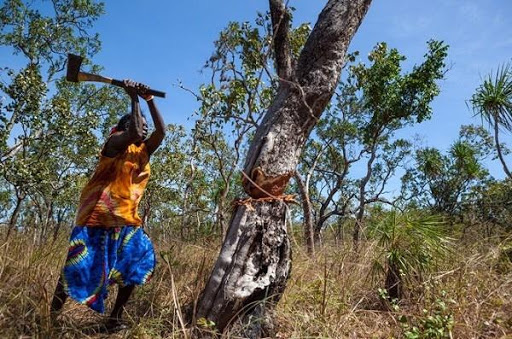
[66,54,166,98]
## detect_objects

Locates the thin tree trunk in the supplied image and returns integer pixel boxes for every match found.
[353,144,377,248]
[295,172,314,256]
[6,195,24,240]
[385,259,402,301]
[195,0,372,336]
[40,200,53,244]
[315,173,346,245]
[181,144,197,240]
[336,218,344,245]
[180,189,189,240]
[314,219,323,246]
[494,120,512,179]
[217,184,230,240]
[52,208,65,242]
[141,191,152,228]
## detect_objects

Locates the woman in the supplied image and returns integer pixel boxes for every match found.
[51,80,165,330]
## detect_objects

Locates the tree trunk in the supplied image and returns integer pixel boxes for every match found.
[295,172,315,256]
[217,185,230,240]
[385,259,402,301]
[335,218,344,245]
[195,0,372,335]
[353,144,377,248]
[353,210,365,249]
[141,191,152,228]
[181,139,198,240]
[39,200,53,244]
[195,200,291,336]
[314,220,323,246]
[181,180,193,240]
[52,208,66,242]
[6,194,24,240]
[494,120,512,179]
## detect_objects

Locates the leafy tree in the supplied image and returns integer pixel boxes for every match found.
[0,0,103,78]
[296,41,448,250]
[469,179,512,235]
[142,124,217,241]
[349,40,448,246]
[401,125,491,217]
[141,124,187,233]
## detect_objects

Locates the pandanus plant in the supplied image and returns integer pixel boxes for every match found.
[470,63,512,179]
[369,210,452,300]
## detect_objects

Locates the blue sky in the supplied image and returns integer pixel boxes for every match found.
[89,0,512,179]
[2,0,512,180]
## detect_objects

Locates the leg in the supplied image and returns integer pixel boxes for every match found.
[50,276,68,315]
[108,285,135,325]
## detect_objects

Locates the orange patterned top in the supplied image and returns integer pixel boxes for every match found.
[75,142,150,227]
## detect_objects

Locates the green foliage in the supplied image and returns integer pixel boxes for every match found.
[142,124,216,238]
[297,41,448,240]
[470,179,512,232]
[470,63,512,131]
[141,125,188,221]
[369,210,452,299]
[0,0,104,76]
[197,317,217,330]
[350,40,448,143]
[400,291,455,339]
[470,62,512,179]
[288,22,311,59]
[198,13,277,132]
[402,125,491,215]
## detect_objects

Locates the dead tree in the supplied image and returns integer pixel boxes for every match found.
[195,0,373,336]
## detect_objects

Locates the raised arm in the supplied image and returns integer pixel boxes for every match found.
[103,80,147,158]
[140,91,166,156]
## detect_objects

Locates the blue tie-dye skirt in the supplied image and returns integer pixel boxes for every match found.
[61,226,155,313]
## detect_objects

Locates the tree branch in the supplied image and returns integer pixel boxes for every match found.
[269,0,293,82]
[296,0,372,118]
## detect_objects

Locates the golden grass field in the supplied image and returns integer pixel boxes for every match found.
[0,228,511,338]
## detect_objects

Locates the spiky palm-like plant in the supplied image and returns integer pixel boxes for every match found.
[369,210,452,300]
[470,63,512,179]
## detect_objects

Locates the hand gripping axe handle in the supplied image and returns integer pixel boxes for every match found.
[66,54,166,98]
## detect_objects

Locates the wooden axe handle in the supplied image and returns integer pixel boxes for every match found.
[77,72,166,98]
[110,79,166,98]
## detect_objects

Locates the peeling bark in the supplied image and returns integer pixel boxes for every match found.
[196,200,291,335]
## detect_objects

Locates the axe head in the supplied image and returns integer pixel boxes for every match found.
[66,54,83,82]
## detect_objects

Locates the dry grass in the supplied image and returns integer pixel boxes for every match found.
[0,228,511,338]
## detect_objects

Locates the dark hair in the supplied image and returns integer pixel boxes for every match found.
[116,113,147,131]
